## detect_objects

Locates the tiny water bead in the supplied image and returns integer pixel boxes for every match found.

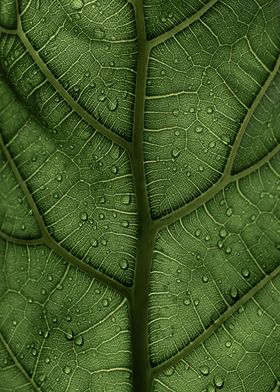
[102,299,109,307]
[219,228,228,238]
[164,366,174,376]
[107,98,118,111]
[242,268,250,278]
[229,287,238,299]
[80,212,88,221]
[171,148,180,158]
[183,298,191,306]
[71,0,84,10]
[214,375,224,388]
[63,366,71,375]
[119,260,128,270]
[91,238,98,247]
[225,341,232,348]
[74,335,84,346]
[121,194,131,205]
[200,365,210,375]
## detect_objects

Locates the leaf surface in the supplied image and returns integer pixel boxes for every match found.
[0,0,280,391]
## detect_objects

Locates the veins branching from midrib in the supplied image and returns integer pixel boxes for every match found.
[0,135,130,299]
[154,50,280,231]
[129,1,155,391]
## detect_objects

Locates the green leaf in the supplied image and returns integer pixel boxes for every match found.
[0,1,279,392]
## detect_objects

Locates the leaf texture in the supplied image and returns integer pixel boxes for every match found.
[0,0,280,391]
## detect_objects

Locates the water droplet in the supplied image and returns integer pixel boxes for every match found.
[65,330,74,341]
[102,299,109,307]
[164,366,174,376]
[195,229,201,237]
[74,335,84,346]
[242,269,250,278]
[209,141,216,148]
[171,148,180,158]
[207,107,213,114]
[226,207,233,216]
[257,309,262,316]
[194,299,199,306]
[121,221,129,228]
[21,224,26,231]
[183,298,191,306]
[56,174,63,182]
[225,246,232,254]
[98,94,106,102]
[71,0,84,10]
[189,107,195,113]
[12,320,17,326]
[91,238,98,247]
[172,109,179,116]
[198,165,204,172]
[214,375,224,388]
[195,126,203,133]
[121,194,131,205]
[219,228,228,238]
[111,165,118,174]
[39,373,46,383]
[90,81,95,88]
[63,366,71,375]
[202,275,209,283]
[80,212,88,221]
[200,365,210,375]
[41,288,46,295]
[45,357,50,364]
[31,348,37,356]
[119,260,128,270]
[230,287,238,299]
[107,98,118,111]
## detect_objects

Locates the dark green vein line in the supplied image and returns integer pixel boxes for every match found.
[129,1,155,391]
[15,29,130,152]
[154,142,280,231]
[154,43,280,231]
[149,0,219,47]
[224,51,280,176]
[0,230,43,245]
[0,333,41,392]
[0,26,18,35]
[42,235,130,298]
[152,262,280,376]
[0,135,130,298]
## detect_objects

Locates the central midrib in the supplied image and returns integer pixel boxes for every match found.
[129,1,155,391]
